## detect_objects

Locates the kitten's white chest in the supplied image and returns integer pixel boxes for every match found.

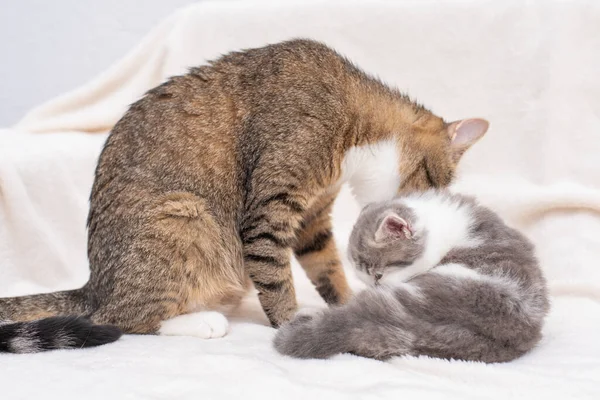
[340,139,401,207]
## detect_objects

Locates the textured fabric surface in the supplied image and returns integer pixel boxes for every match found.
[1,1,599,398]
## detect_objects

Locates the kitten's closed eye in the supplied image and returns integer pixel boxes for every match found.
[386,261,412,268]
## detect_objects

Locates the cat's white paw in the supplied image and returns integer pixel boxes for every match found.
[159,311,229,339]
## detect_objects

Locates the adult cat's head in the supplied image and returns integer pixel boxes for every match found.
[343,116,488,206]
[398,117,489,193]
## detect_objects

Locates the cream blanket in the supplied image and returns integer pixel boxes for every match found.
[1,1,599,398]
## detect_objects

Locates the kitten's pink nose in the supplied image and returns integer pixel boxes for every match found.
[374,272,383,281]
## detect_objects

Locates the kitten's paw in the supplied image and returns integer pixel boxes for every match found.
[273,309,327,359]
[159,311,229,339]
[292,307,324,325]
[273,323,305,357]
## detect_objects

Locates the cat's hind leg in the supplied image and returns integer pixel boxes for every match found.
[89,192,248,338]
[294,191,352,305]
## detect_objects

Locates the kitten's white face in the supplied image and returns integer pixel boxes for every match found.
[348,205,425,287]
[349,191,481,288]
[354,263,417,287]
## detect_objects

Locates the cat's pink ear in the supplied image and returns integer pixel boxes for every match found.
[447,118,489,158]
[375,214,412,242]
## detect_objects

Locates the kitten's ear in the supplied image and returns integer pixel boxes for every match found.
[447,118,489,161]
[375,214,412,242]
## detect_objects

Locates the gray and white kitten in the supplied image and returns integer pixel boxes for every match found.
[274,190,549,363]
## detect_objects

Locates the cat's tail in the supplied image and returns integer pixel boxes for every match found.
[0,288,122,353]
[0,316,122,353]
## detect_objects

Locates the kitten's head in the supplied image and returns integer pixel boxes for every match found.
[348,201,426,287]
[396,117,489,194]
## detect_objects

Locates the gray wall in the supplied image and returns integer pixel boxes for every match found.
[0,0,203,126]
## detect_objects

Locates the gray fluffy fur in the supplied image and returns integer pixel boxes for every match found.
[274,191,549,363]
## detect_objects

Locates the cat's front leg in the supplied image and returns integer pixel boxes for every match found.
[294,191,352,305]
[241,193,307,327]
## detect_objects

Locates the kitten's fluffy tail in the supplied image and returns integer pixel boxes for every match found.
[0,316,122,353]
[0,288,122,353]
[274,274,548,362]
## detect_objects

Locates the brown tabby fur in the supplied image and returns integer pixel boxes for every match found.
[1,39,486,334]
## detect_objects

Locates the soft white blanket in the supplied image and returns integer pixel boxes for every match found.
[1,1,599,398]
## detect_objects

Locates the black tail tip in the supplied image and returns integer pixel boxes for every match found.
[82,320,123,347]
[0,316,123,353]
[57,316,123,348]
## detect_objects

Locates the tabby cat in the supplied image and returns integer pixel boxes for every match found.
[274,190,549,363]
[0,39,488,353]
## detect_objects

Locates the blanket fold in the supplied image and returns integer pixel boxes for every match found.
[1,1,598,398]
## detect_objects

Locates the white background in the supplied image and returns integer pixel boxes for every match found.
[0,0,201,125]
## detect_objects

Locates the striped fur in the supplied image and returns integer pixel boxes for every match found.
[1,39,488,348]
